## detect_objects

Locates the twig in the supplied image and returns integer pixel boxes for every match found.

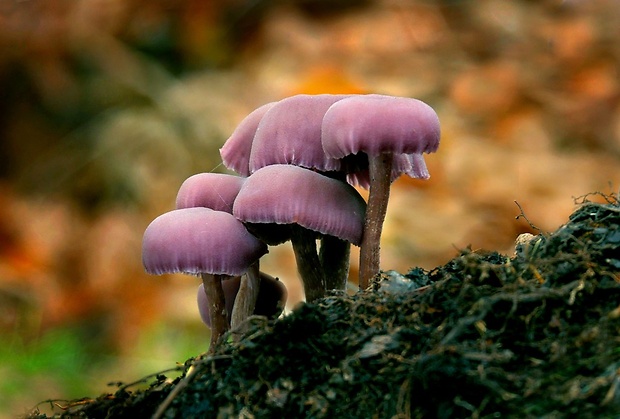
[514,201,542,233]
[572,189,620,206]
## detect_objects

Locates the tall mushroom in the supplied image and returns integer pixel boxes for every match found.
[233,164,365,301]
[321,95,441,289]
[142,207,267,351]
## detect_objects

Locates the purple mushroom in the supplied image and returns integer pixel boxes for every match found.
[321,94,440,289]
[233,164,366,301]
[142,207,268,351]
[197,271,287,328]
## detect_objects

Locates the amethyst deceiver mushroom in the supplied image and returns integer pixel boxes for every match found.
[142,207,267,351]
[197,271,287,328]
[233,164,366,301]
[321,94,440,289]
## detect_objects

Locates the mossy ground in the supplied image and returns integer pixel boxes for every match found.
[29,196,620,418]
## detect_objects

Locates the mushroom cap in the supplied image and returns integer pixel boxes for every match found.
[142,207,268,276]
[248,94,350,173]
[197,272,287,327]
[220,102,276,176]
[175,173,245,213]
[233,164,366,245]
[321,95,441,158]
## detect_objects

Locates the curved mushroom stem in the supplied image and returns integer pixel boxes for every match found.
[201,273,229,352]
[359,152,393,289]
[290,224,325,302]
[230,262,261,340]
[320,235,351,292]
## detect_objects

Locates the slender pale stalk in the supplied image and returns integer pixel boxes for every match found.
[201,273,229,352]
[359,152,393,289]
[320,235,351,292]
[230,262,261,339]
[291,224,325,302]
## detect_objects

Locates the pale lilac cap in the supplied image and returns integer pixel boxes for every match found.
[321,95,440,157]
[142,207,268,276]
[220,102,276,176]
[175,173,245,213]
[233,165,366,245]
[248,94,350,173]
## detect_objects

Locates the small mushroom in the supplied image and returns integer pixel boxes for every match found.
[175,172,261,335]
[321,94,440,289]
[142,207,267,351]
[197,277,240,328]
[233,164,365,301]
[197,272,287,328]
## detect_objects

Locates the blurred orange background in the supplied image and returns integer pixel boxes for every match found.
[1,0,619,416]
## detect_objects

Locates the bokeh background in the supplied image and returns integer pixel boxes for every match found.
[1,0,619,416]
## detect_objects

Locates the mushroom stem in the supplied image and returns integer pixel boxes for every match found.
[230,262,261,340]
[201,273,230,352]
[320,235,351,292]
[290,224,325,302]
[359,152,393,289]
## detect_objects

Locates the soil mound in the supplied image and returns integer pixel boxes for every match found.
[30,196,620,418]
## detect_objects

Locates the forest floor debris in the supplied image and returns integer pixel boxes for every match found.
[29,195,620,418]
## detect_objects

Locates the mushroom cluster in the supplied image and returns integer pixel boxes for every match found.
[142,93,440,351]
[221,93,440,292]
